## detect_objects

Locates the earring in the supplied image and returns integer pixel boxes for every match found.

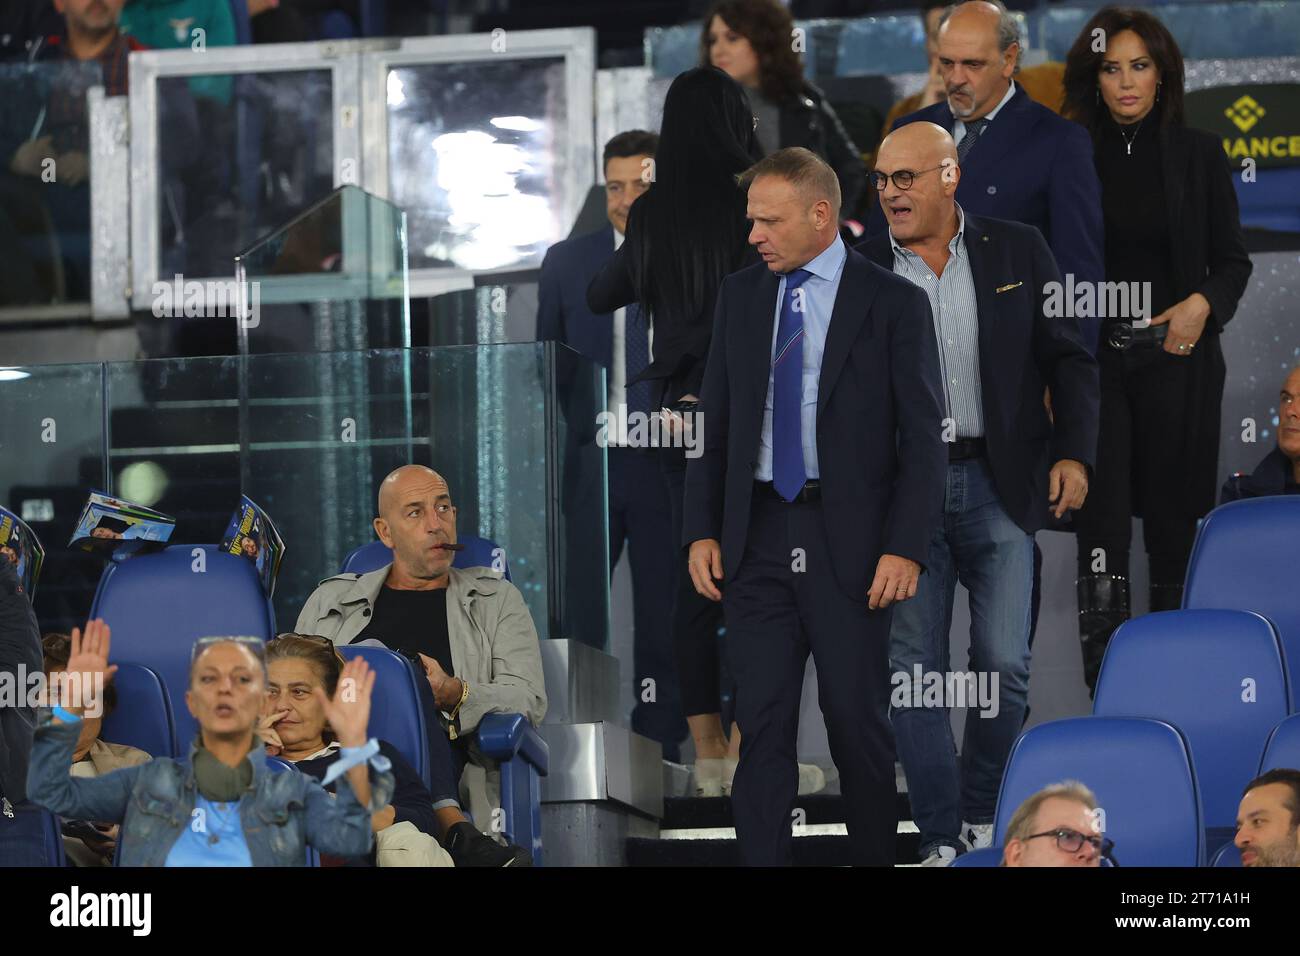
[1156,81,1161,104]
[1095,87,1099,105]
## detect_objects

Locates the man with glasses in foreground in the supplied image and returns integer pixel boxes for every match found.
[1002,781,1108,867]
[857,121,1098,866]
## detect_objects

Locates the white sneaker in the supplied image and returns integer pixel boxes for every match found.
[961,822,994,851]
[720,756,739,796]
[919,845,958,866]
[694,758,724,797]
[797,763,827,796]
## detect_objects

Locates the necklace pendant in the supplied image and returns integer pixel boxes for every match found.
[1126,141,1133,155]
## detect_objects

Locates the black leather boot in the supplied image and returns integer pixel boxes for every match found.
[1149,583,1184,613]
[1077,574,1131,696]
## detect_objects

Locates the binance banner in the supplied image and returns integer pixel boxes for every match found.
[1187,83,1300,168]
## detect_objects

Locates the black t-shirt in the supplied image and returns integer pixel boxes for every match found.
[355,585,454,678]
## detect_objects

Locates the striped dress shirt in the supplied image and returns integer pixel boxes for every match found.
[888,206,985,438]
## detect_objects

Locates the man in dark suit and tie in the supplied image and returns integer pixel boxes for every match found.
[866,0,1104,351]
[684,147,947,866]
[536,130,687,760]
[857,121,1098,864]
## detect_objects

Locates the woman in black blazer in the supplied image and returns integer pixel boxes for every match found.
[1063,6,1253,693]
[700,0,868,223]
[588,66,761,795]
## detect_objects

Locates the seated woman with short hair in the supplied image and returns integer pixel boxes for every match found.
[263,634,452,867]
[26,621,393,866]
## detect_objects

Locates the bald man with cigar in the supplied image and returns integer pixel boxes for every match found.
[296,465,546,866]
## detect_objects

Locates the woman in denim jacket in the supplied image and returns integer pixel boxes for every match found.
[26,621,394,866]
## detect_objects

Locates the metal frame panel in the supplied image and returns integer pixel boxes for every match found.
[358,28,596,299]
[89,89,131,320]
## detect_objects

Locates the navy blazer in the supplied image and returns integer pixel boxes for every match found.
[536,224,618,368]
[866,84,1105,350]
[682,248,948,602]
[857,213,1099,535]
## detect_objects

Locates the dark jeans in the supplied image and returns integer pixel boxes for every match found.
[1074,345,1199,585]
[415,674,465,810]
[889,458,1034,858]
[662,445,730,721]
[610,446,687,760]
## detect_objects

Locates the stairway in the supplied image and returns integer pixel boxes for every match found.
[625,772,921,866]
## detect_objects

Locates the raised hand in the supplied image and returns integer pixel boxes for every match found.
[58,618,118,717]
[314,657,374,748]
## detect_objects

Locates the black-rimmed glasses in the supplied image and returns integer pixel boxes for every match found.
[1023,827,1115,858]
[870,164,949,191]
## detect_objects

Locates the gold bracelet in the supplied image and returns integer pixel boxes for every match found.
[447,679,469,739]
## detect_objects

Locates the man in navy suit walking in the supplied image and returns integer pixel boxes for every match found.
[867,0,1104,351]
[685,148,947,865]
[536,130,687,759]
[859,121,1098,865]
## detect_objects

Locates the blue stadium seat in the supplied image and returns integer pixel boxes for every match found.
[339,534,511,581]
[228,0,252,44]
[90,544,276,756]
[1184,497,1300,709]
[1,805,67,866]
[1212,842,1243,867]
[336,645,431,792]
[995,717,1204,866]
[1093,609,1289,843]
[1234,169,1300,234]
[478,713,549,866]
[948,847,1002,867]
[101,662,176,759]
[1261,714,1300,772]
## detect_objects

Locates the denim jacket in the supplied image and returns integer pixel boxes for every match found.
[26,716,395,866]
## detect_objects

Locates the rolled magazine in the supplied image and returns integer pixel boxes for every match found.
[0,506,45,599]
[220,496,285,598]
[68,491,175,558]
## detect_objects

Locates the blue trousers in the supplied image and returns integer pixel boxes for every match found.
[889,458,1034,858]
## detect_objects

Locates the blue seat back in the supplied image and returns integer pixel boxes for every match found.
[1261,714,1300,772]
[90,545,276,756]
[339,534,511,581]
[1212,842,1243,867]
[101,662,176,759]
[948,847,1003,867]
[1184,497,1300,708]
[336,645,430,791]
[995,717,1204,867]
[1093,609,1289,831]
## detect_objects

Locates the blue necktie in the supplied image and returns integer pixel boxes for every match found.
[624,303,652,417]
[773,268,813,501]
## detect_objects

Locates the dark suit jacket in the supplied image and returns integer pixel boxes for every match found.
[1221,448,1298,504]
[682,247,947,602]
[536,224,617,367]
[857,213,1099,535]
[866,84,1104,349]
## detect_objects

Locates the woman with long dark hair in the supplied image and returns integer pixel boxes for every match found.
[701,0,867,222]
[588,66,762,795]
[1062,7,1252,693]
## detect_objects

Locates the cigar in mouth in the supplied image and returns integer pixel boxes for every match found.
[434,542,465,551]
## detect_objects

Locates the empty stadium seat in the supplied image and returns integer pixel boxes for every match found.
[90,544,276,756]
[1093,609,1289,844]
[1184,497,1300,708]
[995,717,1204,866]
[1261,714,1300,772]
[339,534,512,581]
[336,645,431,791]
[101,662,176,759]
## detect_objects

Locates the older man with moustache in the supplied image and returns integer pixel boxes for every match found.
[296,465,545,866]
[857,122,1098,865]
[684,147,947,866]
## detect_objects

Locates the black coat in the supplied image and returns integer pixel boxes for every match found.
[0,557,41,804]
[778,81,868,221]
[1221,447,1299,504]
[858,213,1100,534]
[1137,123,1253,519]
[682,247,948,601]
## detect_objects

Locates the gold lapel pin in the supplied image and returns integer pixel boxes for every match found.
[995,281,1023,293]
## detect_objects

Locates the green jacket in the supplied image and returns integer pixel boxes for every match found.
[294,564,548,734]
[120,0,235,103]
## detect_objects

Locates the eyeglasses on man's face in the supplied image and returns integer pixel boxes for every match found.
[870,164,948,191]
[1023,827,1114,857]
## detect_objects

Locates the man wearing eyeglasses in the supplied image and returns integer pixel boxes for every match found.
[1002,781,1107,867]
[856,121,1098,866]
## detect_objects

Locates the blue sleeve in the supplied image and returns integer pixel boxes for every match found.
[536,244,566,342]
[25,717,144,823]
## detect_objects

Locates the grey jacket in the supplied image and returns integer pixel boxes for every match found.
[294,564,547,733]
